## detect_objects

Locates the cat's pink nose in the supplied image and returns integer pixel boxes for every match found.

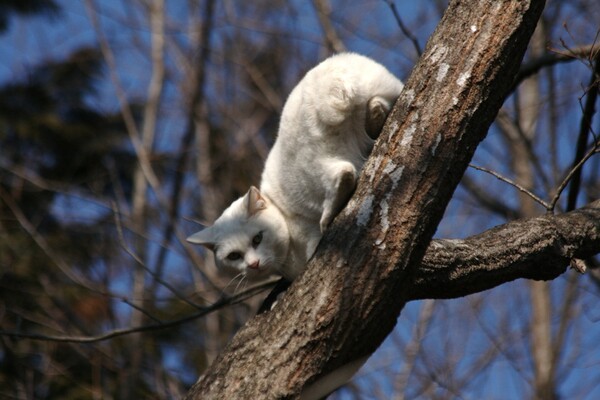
[248,260,260,270]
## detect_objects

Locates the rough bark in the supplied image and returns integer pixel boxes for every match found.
[410,200,600,300]
[185,0,549,398]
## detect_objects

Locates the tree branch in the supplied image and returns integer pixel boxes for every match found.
[566,55,600,211]
[410,199,600,300]
[514,43,599,87]
[0,280,277,344]
[385,0,422,57]
[313,0,346,53]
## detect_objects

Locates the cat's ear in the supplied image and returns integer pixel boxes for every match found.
[245,186,267,216]
[187,228,216,251]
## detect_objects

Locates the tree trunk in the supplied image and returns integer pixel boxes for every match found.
[185,0,549,398]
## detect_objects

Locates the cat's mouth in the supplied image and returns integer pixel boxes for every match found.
[244,263,264,275]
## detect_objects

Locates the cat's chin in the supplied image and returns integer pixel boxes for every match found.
[241,266,279,280]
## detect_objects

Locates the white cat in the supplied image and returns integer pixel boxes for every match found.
[187,53,403,281]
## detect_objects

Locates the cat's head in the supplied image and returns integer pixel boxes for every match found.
[187,186,289,279]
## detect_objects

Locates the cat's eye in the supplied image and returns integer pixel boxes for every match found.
[252,231,263,248]
[226,252,242,261]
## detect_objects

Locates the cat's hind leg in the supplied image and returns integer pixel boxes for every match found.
[320,161,357,232]
[365,95,394,139]
[315,77,356,127]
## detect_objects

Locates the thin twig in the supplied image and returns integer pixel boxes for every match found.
[566,55,600,211]
[496,110,553,197]
[0,163,115,215]
[0,279,278,344]
[111,201,204,310]
[0,187,102,292]
[122,298,163,323]
[460,175,521,220]
[385,0,422,57]
[468,164,551,210]
[84,0,166,208]
[514,43,599,89]
[549,141,600,212]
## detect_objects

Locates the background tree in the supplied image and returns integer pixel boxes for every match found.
[0,3,136,398]
[0,0,598,399]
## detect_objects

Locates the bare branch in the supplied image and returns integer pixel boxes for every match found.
[468,164,551,210]
[0,279,277,344]
[385,0,422,57]
[459,175,521,220]
[550,139,600,212]
[514,43,600,87]
[565,56,600,211]
[313,0,346,53]
[111,203,203,310]
[0,186,102,292]
[410,199,600,300]
[84,0,165,205]
[151,0,216,298]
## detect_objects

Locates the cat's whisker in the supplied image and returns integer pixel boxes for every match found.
[267,255,288,266]
[233,273,248,295]
[222,272,246,294]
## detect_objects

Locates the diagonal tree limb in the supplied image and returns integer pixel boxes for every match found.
[185,0,547,398]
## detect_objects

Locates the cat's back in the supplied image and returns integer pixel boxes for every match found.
[277,53,402,143]
[261,53,402,220]
[305,52,402,102]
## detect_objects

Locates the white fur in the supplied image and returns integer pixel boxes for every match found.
[188,53,403,281]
